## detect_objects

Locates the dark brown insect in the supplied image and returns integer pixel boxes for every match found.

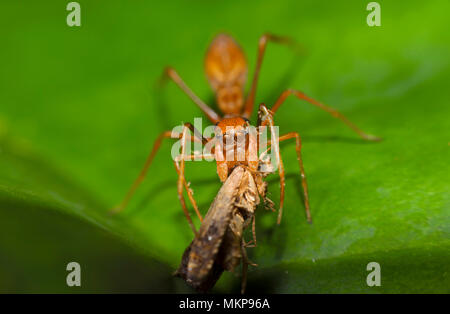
[174,166,264,293]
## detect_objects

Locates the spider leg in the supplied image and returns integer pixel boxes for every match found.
[271,89,381,141]
[161,67,221,123]
[243,33,302,119]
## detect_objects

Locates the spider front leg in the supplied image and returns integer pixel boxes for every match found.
[258,104,286,225]
[173,151,216,223]
[175,124,217,235]
[173,160,202,222]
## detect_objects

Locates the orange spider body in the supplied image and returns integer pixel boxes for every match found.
[115,32,380,234]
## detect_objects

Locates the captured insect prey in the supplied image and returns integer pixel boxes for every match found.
[175,166,266,293]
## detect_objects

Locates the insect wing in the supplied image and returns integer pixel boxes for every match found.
[175,166,245,290]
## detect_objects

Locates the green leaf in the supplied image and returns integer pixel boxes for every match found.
[0,0,448,293]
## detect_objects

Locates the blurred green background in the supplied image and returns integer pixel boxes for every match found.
[0,0,449,293]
